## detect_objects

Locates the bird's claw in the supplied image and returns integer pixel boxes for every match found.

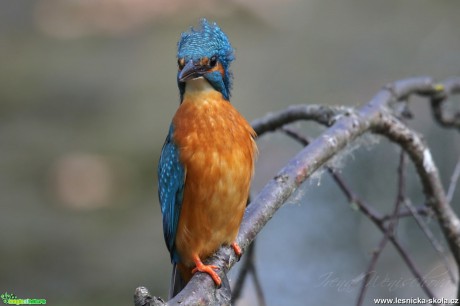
[192,256,222,288]
[231,242,242,261]
[192,261,221,287]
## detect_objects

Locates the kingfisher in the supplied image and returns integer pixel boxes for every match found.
[157,19,258,297]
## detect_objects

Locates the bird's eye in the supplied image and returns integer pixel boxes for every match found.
[209,56,217,67]
[178,58,185,70]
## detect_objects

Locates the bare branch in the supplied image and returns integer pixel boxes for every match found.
[374,114,460,264]
[356,150,407,306]
[134,287,165,306]
[429,78,460,129]
[136,77,460,305]
[357,235,390,306]
[231,241,266,306]
[331,165,439,302]
[328,163,438,302]
[251,104,347,134]
[380,205,430,221]
[251,256,266,306]
[281,127,439,304]
[403,199,457,283]
[447,156,460,204]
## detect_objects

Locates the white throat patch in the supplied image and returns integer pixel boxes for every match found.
[184,77,215,93]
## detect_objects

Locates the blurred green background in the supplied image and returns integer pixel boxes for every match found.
[1,1,460,305]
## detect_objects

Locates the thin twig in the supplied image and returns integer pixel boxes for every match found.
[380,206,430,221]
[330,131,444,302]
[281,127,438,303]
[429,78,460,129]
[355,197,435,298]
[231,242,266,306]
[356,235,390,306]
[232,194,266,306]
[356,150,407,306]
[447,156,460,204]
[403,199,457,283]
[231,244,251,302]
[249,250,266,306]
[374,114,460,268]
[392,151,407,233]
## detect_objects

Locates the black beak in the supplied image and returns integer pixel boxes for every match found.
[178,60,208,82]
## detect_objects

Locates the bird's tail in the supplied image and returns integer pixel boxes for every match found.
[169,263,187,299]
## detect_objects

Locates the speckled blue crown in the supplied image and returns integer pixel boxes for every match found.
[177,19,234,68]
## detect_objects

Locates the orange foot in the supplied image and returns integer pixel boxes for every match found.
[231,242,242,260]
[192,254,221,288]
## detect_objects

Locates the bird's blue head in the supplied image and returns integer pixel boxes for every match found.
[177,19,234,101]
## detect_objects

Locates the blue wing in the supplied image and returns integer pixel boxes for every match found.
[158,124,185,263]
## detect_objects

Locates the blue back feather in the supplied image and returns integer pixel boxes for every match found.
[177,19,234,100]
[158,125,185,263]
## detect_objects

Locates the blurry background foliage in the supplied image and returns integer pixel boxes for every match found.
[1,1,459,305]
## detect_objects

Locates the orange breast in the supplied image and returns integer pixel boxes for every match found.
[172,90,257,268]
